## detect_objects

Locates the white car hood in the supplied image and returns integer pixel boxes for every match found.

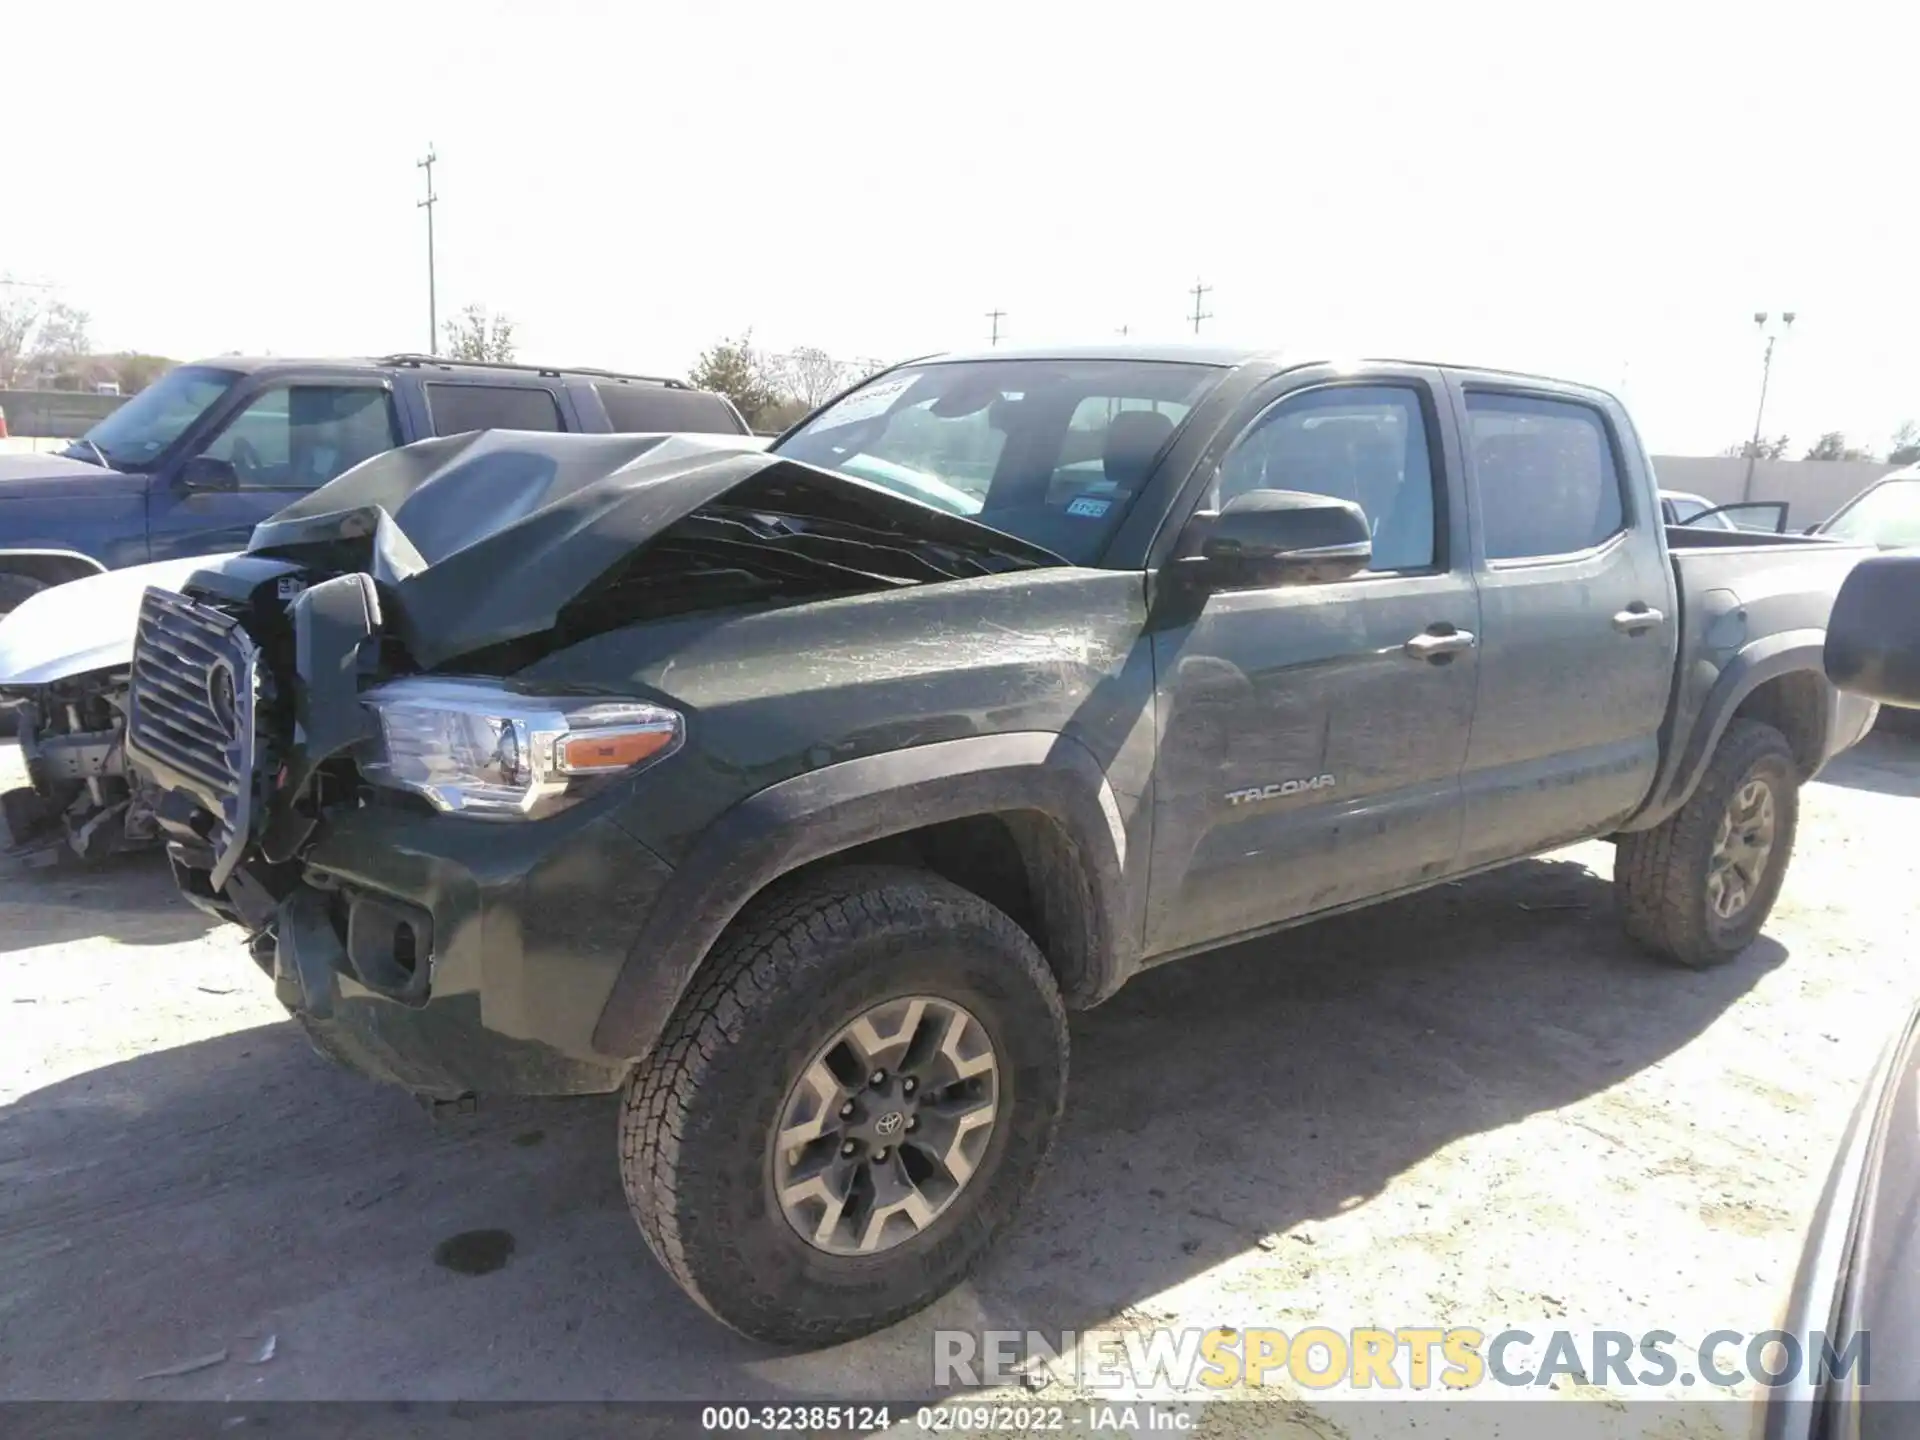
[0,554,240,687]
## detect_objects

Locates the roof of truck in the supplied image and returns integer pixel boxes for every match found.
[895,344,1617,397]
[924,342,1272,367]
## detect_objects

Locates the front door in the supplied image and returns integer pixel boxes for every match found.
[1145,375,1481,957]
[1450,383,1677,868]
[147,380,403,560]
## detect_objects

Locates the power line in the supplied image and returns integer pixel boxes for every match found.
[417,145,440,355]
[985,309,1006,347]
[1188,279,1212,335]
[1741,310,1796,502]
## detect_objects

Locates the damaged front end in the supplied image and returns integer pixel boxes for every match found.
[0,554,237,864]
[2,674,162,864]
[123,430,1060,1097]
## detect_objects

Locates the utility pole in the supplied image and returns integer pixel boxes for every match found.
[985,309,1006,347]
[1188,279,1212,335]
[1741,310,1795,502]
[417,145,440,355]
[1116,324,1131,337]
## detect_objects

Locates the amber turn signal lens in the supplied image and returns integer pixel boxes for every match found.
[556,727,677,774]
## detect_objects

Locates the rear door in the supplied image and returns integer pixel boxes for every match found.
[1144,367,1481,955]
[1448,379,1676,867]
[146,376,403,560]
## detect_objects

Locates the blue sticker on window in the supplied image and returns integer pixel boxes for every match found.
[1065,496,1112,519]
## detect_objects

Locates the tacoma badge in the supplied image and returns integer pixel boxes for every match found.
[1225,775,1337,806]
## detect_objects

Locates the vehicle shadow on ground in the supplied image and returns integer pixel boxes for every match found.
[1815,725,1920,798]
[0,739,219,952]
[0,849,218,953]
[0,850,1782,1400]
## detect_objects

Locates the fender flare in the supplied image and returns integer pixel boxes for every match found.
[1631,628,1830,829]
[591,730,1134,1061]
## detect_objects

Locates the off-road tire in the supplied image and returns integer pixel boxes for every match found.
[1615,718,1799,968]
[619,864,1069,1347]
[0,571,48,617]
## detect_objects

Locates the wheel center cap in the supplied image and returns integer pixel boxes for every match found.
[874,1110,905,1137]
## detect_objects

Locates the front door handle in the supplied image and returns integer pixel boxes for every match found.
[1404,628,1478,661]
[1612,605,1666,634]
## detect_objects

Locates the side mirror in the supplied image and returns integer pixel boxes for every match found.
[1181,488,1372,588]
[178,455,240,493]
[1825,552,1920,705]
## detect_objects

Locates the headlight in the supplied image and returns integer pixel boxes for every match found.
[357,676,682,819]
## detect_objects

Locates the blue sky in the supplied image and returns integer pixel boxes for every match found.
[7,0,1914,456]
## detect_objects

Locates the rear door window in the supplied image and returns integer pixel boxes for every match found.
[1465,393,1626,560]
[426,383,564,435]
[593,383,746,435]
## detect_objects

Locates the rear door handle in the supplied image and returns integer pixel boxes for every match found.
[1404,628,1478,661]
[1612,605,1666,634]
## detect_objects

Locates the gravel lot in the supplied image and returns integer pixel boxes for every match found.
[3,726,1917,1431]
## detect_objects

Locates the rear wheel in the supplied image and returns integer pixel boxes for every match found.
[1615,718,1799,968]
[619,865,1068,1347]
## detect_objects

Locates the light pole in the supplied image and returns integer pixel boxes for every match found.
[417,145,439,355]
[1742,310,1795,501]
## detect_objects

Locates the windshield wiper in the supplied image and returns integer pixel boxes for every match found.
[65,438,113,469]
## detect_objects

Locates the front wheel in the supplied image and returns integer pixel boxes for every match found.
[619,865,1069,1347]
[1615,718,1799,968]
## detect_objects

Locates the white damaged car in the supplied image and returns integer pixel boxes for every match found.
[0,553,237,861]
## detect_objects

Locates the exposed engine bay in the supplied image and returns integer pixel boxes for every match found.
[2,677,160,863]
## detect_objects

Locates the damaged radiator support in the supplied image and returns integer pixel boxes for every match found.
[3,694,161,864]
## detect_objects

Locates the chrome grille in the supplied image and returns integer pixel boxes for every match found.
[125,586,260,890]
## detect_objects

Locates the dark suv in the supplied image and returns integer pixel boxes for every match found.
[0,353,749,613]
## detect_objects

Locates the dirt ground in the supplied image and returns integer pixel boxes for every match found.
[3,726,1918,1432]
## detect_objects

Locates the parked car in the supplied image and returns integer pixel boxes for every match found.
[0,356,750,860]
[1660,488,1792,533]
[124,347,1876,1347]
[1813,463,1920,549]
[1762,550,1920,1438]
[1816,465,1920,726]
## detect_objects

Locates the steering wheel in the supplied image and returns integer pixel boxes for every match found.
[228,437,263,482]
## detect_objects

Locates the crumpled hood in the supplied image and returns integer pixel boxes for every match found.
[0,451,143,500]
[243,429,1061,669]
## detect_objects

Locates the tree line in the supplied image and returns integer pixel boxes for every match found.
[687,333,884,433]
[1724,421,1920,465]
[17,285,1914,465]
[0,280,173,395]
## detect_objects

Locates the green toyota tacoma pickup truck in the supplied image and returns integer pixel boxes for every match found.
[123,346,1878,1346]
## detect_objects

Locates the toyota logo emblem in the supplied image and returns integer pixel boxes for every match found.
[874,1111,905,1137]
[206,660,238,738]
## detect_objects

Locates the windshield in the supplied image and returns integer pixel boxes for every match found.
[73,364,239,470]
[773,359,1224,565]
[1823,477,1920,548]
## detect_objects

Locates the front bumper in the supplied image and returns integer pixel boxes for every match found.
[254,798,675,1100]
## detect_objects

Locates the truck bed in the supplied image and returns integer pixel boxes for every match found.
[1649,528,1879,825]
